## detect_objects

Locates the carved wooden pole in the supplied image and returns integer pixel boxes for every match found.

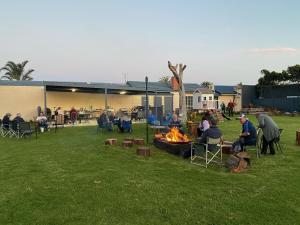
[168,61,187,122]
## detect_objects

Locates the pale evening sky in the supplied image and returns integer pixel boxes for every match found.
[0,0,299,85]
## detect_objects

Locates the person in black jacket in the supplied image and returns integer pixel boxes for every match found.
[2,113,12,129]
[12,113,25,131]
[197,116,222,151]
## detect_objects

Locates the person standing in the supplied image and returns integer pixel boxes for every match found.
[227,100,235,117]
[256,113,280,155]
[220,102,226,114]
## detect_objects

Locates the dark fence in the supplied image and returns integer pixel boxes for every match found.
[253,98,300,112]
[258,84,300,98]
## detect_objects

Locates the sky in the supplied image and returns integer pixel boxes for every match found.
[0,0,300,85]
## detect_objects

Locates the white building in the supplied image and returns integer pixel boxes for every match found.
[192,88,215,110]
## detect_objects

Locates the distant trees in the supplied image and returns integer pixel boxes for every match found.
[257,64,300,87]
[201,81,213,88]
[0,61,34,81]
[159,76,170,84]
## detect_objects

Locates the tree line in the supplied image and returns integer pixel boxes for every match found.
[257,64,300,87]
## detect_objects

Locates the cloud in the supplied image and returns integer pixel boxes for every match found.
[247,47,297,53]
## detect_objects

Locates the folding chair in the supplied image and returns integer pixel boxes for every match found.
[190,137,223,168]
[18,122,33,138]
[8,122,18,138]
[243,128,263,158]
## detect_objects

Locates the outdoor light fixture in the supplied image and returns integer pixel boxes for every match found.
[120,91,127,95]
[71,88,76,92]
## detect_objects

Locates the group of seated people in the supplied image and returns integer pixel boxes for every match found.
[97,110,132,133]
[196,110,280,155]
[2,113,25,131]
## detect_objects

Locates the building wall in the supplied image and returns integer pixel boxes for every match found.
[46,91,143,111]
[218,95,242,112]
[0,86,45,120]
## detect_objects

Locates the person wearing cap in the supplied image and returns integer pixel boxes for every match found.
[197,116,222,150]
[256,113,280,155]
[2,113,12,130]
[238,114,257,150]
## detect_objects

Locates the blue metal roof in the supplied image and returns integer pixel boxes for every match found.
[214,85,236,94]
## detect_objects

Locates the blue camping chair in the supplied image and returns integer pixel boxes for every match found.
[121,120,132,133]
[97,117,112,132]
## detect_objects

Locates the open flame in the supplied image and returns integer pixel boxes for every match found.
[165,127,190,143]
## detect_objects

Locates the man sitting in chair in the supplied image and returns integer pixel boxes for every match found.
[236,114,257,151]
[98,111,112,131]
[12,113,25,131]
[2,113,12,130]
[197,117,222,150]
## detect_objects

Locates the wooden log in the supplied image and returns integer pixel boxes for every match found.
[134,138,145,145]
[105,138,117,145]
[296,131,300,145]
[136,146,151,157]
[122,141,133,148]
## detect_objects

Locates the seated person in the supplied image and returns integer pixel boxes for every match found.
[233,114,257,152]
[168,114,181,128]
[197,117,222,151]
[2,113,12,130]
[197,113,211,137]
[147,113,156,125]
[36,112,48,131]
[12,113,25,131]
[108,111,118,125]
[98,111,111,131]
[117,114,131,132]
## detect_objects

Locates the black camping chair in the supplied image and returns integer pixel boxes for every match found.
[18,122,33,138]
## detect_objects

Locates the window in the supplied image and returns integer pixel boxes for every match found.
[185,96,193,111]
[203,96,207,101]
[209,96,212,101]
[198,96,201,102]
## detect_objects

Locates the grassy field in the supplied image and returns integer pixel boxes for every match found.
[0,115,300,225]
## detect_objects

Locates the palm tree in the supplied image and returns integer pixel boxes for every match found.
[0,61,34,80]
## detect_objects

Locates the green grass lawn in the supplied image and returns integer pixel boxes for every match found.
[0,116,300,225]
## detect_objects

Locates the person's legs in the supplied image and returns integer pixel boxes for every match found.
[268,139,276,155]
[261,136,268,155]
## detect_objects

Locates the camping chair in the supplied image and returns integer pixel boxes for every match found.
[274,128,283,153]
[121,120,132,133]
[17,122,33,138]
[244,128,263,158]
[190,137,223,168]
[8,121,18,138]
[0,119,6,137]
[96,118,112,133]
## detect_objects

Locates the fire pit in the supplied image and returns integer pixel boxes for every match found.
[153,127,192,158]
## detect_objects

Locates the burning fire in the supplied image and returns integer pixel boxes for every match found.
[159,127,191,143]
